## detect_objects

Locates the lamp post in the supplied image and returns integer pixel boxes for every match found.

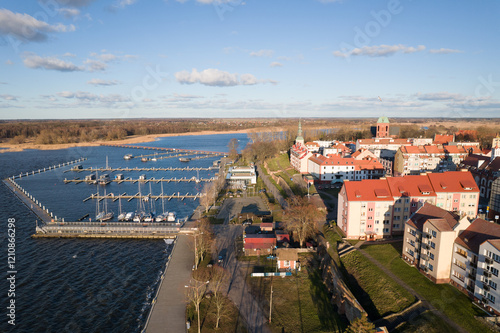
[185,280,210,333]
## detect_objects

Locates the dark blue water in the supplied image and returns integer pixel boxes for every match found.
[0,134,243,332]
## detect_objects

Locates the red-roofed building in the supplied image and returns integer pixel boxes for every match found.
[394,144,470,176]
[307,154,384,184]
[403,203,470,283]
[290,143,313,174]
[243,234,277,256]
[434,134,455,145]
[356,138,412,159]
[305,141,320,153]
[338,171,479,239]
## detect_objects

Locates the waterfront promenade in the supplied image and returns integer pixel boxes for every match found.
[144,234,194,333]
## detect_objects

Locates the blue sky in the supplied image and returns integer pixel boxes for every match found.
[0,0,499,119]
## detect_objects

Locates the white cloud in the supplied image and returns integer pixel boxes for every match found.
[116,0,138,8]
[429,48,463,54]
[87,79,120,86]
[56,91,131,105]
[333,44,425,58]
[5,59,14,65]
[175,68,275,87]
[250,49,274,57]
[0,94,17,101]
[60,0,96,7]
[270,62,283,67]
[58,8,80,19]
[22,53,84,72]
[0,9,75,42]
[84,59,107,72]
[416,92,464,101]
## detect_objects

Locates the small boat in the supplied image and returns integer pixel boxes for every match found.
[99,174,110,185]
[155,213,166,222]
[167,211,177,222]
[125,212,135,221]
[143,213,154,223]
[133,212,144,222]
[179,157,191,162]
[141,157,148,162]
[117,197,126,221]
[124,154,134,160]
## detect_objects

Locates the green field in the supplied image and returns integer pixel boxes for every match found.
[360,243,494,333]
[341,251,416,319]
[246,254,347,332]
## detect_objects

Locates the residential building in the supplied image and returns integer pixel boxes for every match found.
[338,171,479,239]
[459,155,500,202]
[290,143,313,174]
[307,154,384,184]
[356,138,412,159]
[403,203,470,283]
[489,178,500,220]
[394,145,471,176]
[304,141,320,153]
[450,218,500,314]
[276,248,299,271]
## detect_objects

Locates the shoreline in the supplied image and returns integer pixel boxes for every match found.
[0,128,262,153]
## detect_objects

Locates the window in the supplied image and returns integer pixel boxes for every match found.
[394,224,400,229]
[368,208,373,212]
[411,202,417,207]
[431,230,437,237]
[394,207,401,212]
[489,281,497,291]
[368,216,373,220]
[375,220,380,224]
[405,198,410,203]
[454,199,459,203]
[367,225,372,228]
[383,228,389,233]
[430,241,436,249]
[394,216,401,221]
[429,252,434,260]
[487,293,496,303]
[487,251,500,263]
[491,267,499,277]
[407,248,414,256]
[429,264,434,271]
[404,207,409,212]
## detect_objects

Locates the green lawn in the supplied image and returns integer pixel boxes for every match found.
[267,153,291,172]
[360,243,494,333]
[341,251,416,319]
[322,226,343,265]
[393,310,458,333]
[246,254,347,332]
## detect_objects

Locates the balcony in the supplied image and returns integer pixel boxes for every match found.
[420,254,428,260]
[485,257,493,265]
[484,271,492,278]
[468,273,475,280]
[484,284,490,291]
[482,297,489,304]
[455,251,467,258]
[470,261,478,268]
[426,234,432,239]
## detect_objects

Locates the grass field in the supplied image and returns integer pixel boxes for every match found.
[341,251,416,319]
[246,254,347,332]
[360,243,494,333]
[393,310,458,333]
[267,153,291,172]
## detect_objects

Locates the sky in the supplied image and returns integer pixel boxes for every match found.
[0,0,499,119]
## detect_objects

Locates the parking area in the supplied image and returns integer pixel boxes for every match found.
[216,197,271,224]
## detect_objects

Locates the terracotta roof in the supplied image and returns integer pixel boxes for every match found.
[406,202,460,230]
[276,248,299,261]
[434,134,454,144]
[343,179,393,201]
[387,175,435,197]
[427,171,479,193]
[305,142,319,147]
[358,138,411,145]
[455,218,500,253]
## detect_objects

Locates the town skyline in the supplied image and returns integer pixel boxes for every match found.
[0,1,499,119]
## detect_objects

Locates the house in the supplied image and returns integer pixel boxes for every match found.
[275,230,290,243]
[338,171,479,239]
[243,234,277,256]
[260,222,274,232]
[290,143,313,174]
[276,248,299,271]
[403,203,470,283]
[356,138,412,159]
[226,166,257,187]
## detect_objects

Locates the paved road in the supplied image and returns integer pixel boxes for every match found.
[214,224,272,333]
[145,235,194,333]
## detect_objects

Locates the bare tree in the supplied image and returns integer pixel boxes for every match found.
[228,138,239,160]
[185,278,210,333]
[282,196,325,248]
[194,218,213,269]
[200,182,213,213]
[210,265,230,328]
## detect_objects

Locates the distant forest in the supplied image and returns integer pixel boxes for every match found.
[1,118,499,149]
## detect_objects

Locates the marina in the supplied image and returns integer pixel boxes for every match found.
[64,176,214,184]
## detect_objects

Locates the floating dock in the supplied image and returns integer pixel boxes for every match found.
[64,177,214,185]
[100,143,226,156]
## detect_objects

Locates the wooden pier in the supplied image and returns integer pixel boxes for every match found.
[65,176,213,185]
[82,192,203,202]
[101,143,226,156]
[65,166,216,173]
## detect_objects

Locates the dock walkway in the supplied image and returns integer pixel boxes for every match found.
[144,234,194,333]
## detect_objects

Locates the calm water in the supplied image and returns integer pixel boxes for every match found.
[0,134,243,332]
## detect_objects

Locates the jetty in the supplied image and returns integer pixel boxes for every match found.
[101,143,226,156]
[64,177,214,185]
[82,192,203,202]
[64,166,216,173]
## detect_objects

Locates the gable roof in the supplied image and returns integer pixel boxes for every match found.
[343,179,393,201]
[427,171,479,193]
[276,248,299,261]
[387,175,435,197]
[406,202,460,230]
[455,218,500,253]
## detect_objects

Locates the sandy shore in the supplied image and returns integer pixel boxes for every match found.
[0,128,263,153]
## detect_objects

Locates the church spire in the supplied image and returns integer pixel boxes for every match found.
[295,119,304,145]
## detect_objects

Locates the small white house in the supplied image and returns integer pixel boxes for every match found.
[276,249,299,271]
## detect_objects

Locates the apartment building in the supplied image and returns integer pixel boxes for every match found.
[338,171,479,239]
[356,138,412,159]
[308,154,384,184]
[403,203,470,283]
[394,145,472,176]
[450,218,500,314]
[290,143,313,174]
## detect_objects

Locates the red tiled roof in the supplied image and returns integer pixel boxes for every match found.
[427,171,479,193]
[343,179,393,201]
[406,202,460,230]
[485,239,500,252]
[358,138,411,145]
[455,218,500,253]
[434,134,454,144]
[387,175,435,197]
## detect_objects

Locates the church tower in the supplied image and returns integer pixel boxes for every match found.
[376,116,390,138]
[295,120,304,145]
